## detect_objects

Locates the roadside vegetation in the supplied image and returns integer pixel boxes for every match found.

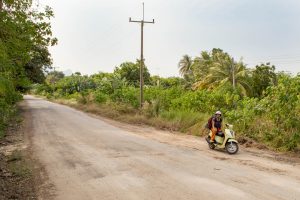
[0,0,55,198]
[0,0,56,137]
[32,49,300,151]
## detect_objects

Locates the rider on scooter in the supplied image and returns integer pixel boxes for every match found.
[210,111,223,144]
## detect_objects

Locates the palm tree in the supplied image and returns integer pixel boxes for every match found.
[191,51,213,81]
[193,54,252,95]
[178,55,193,76]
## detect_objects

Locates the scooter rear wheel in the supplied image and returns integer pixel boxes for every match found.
[206,136,216,149]
[209,143,216,149]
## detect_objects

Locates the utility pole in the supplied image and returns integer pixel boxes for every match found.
[129,3,155,108]
[231,58,236,89]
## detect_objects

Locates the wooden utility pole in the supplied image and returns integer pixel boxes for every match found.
[129,3,155,108]
[231,58,236,89]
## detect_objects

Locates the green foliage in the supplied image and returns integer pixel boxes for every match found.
[0,77,20,104]
[170,88,240,114]
[93,90,109,104]
[0,0,56,87]
[193,50,251,95]
[0,0,56,136]
[251,63,277,97]
[114,61,150,86]
[32,51,300,151]
[260,75,300,150]
[225,98,262,138]
[178,55,193,81]
[262,75,300,128]
[144,86,185,111]
[46,71,65,85]
[150,76,186,88]
[110,87,139,108]
[54,74,96,95]
[0,77,20,137]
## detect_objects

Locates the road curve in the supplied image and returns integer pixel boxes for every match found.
[23,95,300,200]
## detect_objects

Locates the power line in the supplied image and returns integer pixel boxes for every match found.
[129,2,155,108]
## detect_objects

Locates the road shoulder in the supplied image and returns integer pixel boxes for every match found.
[0,100,54,200]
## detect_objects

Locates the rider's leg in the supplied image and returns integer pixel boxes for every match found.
[210,128,217,142]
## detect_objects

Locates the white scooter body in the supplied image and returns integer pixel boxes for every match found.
[206,124,239,154]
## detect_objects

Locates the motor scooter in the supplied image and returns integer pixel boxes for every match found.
[205,124,239,154]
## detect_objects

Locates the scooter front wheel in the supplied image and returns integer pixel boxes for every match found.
[226,142,239,154]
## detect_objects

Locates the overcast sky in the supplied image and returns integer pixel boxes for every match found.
[41,0,300,77]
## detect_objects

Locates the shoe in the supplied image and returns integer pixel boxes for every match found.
[210,140,217,144]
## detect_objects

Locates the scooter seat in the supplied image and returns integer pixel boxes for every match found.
[216,132,224,137]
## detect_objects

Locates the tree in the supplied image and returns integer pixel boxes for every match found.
[0,0,56,134]
[192,49,225,82]
[54,75,95,94]
[193,50,251,95]
[251,63,277,98]
[114,61,150,87]
[74,72,82,76]
[178,55,193,79]
[150,76,185,88]
[46,71,65,85]
[0,0,57,89]
[24,46,52,84]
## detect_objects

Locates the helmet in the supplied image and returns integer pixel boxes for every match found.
[215,111,222,115]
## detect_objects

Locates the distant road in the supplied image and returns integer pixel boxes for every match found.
[23,95,300,200]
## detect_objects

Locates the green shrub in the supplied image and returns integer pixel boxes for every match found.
[94,90,109,104]
[0,77,20,138]
[111,87,139,108]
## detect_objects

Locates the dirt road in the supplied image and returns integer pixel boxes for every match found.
[23,95,300,200]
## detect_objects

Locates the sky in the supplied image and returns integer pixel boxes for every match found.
[40,0,300,77]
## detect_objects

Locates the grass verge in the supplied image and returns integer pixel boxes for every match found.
[53,98,211,136]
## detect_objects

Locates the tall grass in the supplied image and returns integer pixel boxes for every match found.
[160,110,208,132]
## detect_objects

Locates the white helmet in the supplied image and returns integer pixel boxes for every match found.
[215,111,222,115]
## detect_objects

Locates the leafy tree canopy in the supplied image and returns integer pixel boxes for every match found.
[114,60,150,87]
[0,0,57,89]
[251,63,277,98]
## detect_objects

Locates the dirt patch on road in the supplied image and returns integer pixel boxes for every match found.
[0,102,53,200]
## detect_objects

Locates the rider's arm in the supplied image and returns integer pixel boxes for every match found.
[212,118,215,129]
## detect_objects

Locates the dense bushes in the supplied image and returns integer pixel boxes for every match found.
[0,77,21,137]
[224,75,300,150]
[261,76,300,150]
